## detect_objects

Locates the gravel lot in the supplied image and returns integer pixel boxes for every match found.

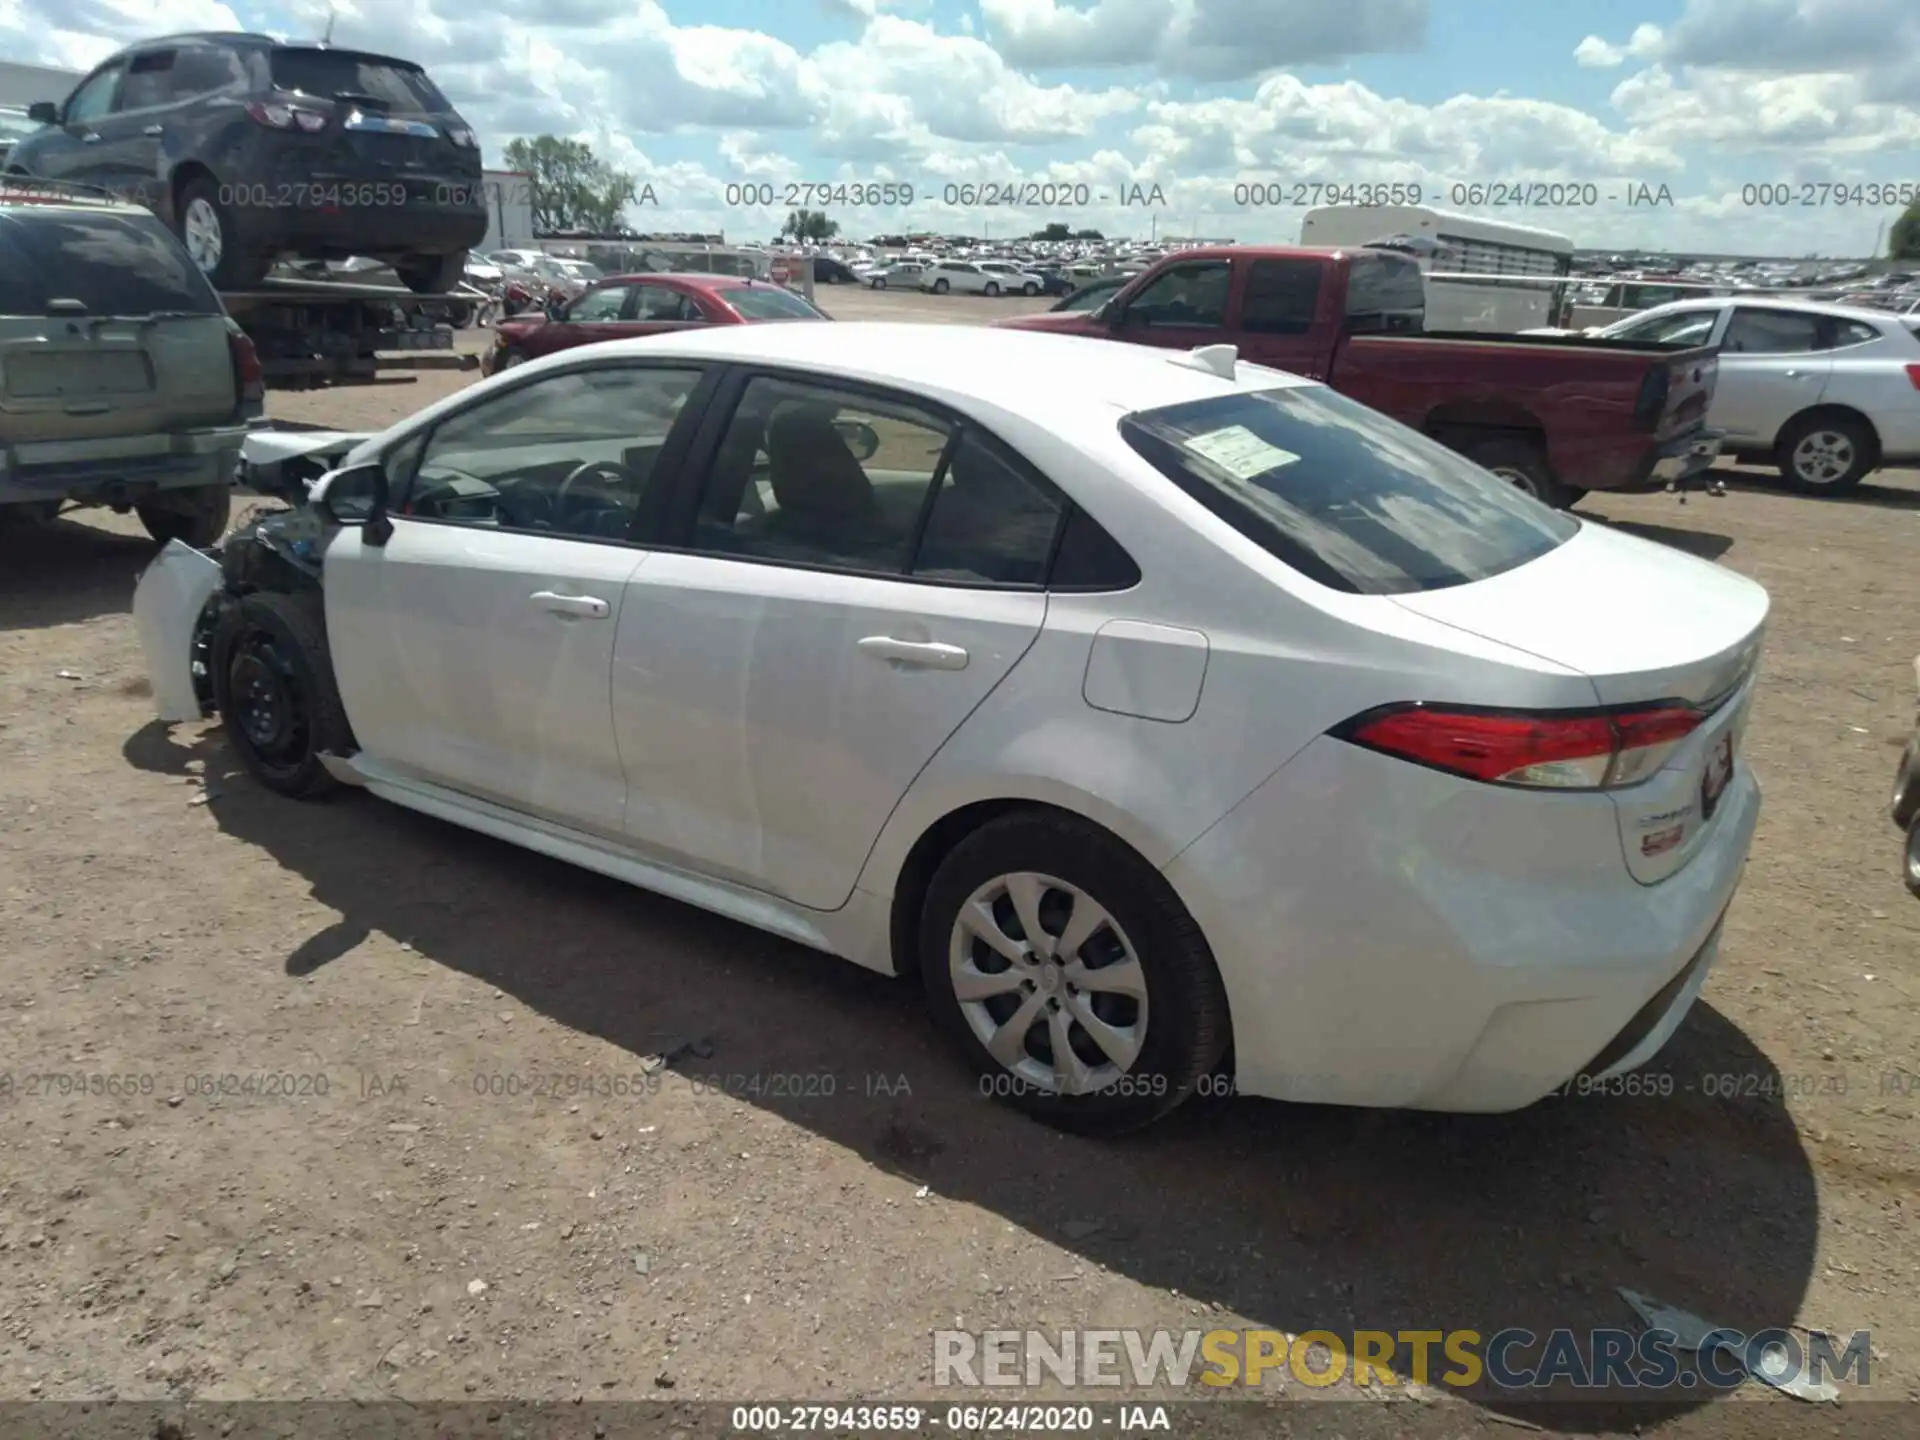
[1,284,1916,1431]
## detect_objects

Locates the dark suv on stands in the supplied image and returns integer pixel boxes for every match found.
[6,32,486,293]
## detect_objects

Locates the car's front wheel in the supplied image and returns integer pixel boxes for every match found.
[932,279,950,294]
[1893,734,1920,829]
[211,591,355,799]
[920,810,1230,1134]
[1906,814,1920,898]
[873,278,887,289]
[137,483,231,548]
[1022,282,1039,296]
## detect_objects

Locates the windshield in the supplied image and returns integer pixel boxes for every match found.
[270,49,451,114]
[1120,386,1577,595]
[724,285,825,320]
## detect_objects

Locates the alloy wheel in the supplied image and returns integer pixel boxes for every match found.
[1792,430,1855,486]
[182,197,224,273]
[947,871,1149,1095]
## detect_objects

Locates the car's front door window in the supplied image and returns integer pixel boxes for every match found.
[1122,262,1229,328]
[64,65,123,125]
[566,284,631,322]
[403,365,704,541]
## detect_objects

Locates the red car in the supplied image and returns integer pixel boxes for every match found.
[484,272,828,373]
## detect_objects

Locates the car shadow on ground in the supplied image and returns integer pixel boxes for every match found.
[1579,513,1735,562]
[124,720,1821,1428]
[0,513,158,630]
[1715,463,1920,511]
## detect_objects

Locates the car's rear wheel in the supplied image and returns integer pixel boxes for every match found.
[920,810,1230,1134]
[1460,434,1573,508]
[932,279,950,294]
[137,483,231,549]
[1777,412,1875,494]
[1022,282,1039,296]
[1893,734,1920,829]
[175,177,269,289]
[211,591,354,800]
[396,251,467,296]
[984,281,1001,297]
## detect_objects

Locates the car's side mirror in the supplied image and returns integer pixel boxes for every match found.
[27,101,57,124]
[310,461,393,546]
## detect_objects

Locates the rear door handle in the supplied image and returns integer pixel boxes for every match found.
[530,590,609,619]
[142,124,164,137]
[857,636,969,670]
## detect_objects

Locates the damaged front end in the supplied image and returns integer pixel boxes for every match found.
[134,503,330,723]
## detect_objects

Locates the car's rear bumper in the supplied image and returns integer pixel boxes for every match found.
[1162,734,1760,1112]
[0,424,247,506]
[1602,427,1725,493]
[228,193,486,259]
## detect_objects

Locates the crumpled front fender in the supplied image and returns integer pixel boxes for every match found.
[134,541,224,723]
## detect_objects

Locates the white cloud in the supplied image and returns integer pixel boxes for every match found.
[981,0,1428,81]
[1573,23,1663,68]
[0,0,243,70]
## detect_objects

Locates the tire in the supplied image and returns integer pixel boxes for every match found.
[211,591,354,799]
[920,810,1231,1135]
[932,279,950,294]
[1022,282,1039,296]
[498,348,527,370]
[174,176,269,289]
[1894,734,1920,829]
[396,251,466,296]
[1459,434,1573,508]
[873,278,887,290]
[1777,412,1875,494]
[983,282,1001,297]
[137,483,231,548]
[1906,813,1920,898]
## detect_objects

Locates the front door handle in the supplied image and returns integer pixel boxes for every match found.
[530,590,609,619]
[142,124,164,137]
[857,636,969,670]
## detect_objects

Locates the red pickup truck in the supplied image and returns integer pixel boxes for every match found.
[996,246,1721,508]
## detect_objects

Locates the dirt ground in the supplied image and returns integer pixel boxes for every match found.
[1,287,1916,1433]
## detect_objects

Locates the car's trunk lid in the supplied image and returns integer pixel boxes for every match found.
[1393,520,1767,883]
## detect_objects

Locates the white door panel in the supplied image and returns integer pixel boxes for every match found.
[326,521,646,834]
[612,554,1046,908]
[1711,356,1831,445]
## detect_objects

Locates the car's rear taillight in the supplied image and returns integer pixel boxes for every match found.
[247,102,326,132]
[1904,363,1920,390]
[1633,363,1671,431]
[1336,702,1706,790]
[228,326,265,411]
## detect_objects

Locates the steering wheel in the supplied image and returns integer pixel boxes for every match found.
[554,459,641,523]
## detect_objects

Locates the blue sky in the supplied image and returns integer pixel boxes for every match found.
[6,0,1918,255]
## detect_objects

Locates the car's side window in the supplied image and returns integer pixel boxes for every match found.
[1124,262,1230,328]
[114,51,176,112]
[634,287,696,321]
[689,375,954,575]
[911,430,1065,586]
[1825,319,1882,350]
[167,45,251,101]
[400,365,705,542]
[567,285,629,322]
[1722,308,1822,354]
[64,64,123,124]
[1241,258,1324,335]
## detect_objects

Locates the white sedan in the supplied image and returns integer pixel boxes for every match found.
[133,323,1766,1133]
[1595,297,1920,493]
[920,261,1041,296]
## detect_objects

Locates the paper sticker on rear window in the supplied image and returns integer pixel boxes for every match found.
[1181,425,1299,480]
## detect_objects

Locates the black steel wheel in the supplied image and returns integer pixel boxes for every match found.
[210,591,354,798]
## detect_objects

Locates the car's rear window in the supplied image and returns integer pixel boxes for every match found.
[270,49,450,114]
[1120,386,1578,595]
[0,209,223,318]
[724,285,825,321]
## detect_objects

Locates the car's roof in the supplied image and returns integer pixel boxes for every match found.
[603,272,770,291]
[1635,295,1903,326]
[584,320,1315,414]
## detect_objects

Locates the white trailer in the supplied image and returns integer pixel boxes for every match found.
[0,58,79,109]
[479,170,534,254]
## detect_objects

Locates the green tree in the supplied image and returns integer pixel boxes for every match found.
[1073,228,1105,241]
[1032,222,1073,242]
[1891,195,1920,260]
[781,208,840,242]
[501,135,638,235]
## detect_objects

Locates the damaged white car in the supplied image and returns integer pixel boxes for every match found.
[136,323,1766,1134]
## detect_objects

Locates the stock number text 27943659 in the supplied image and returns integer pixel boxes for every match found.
[724,182,914,208]
[1234,181,1424,207]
